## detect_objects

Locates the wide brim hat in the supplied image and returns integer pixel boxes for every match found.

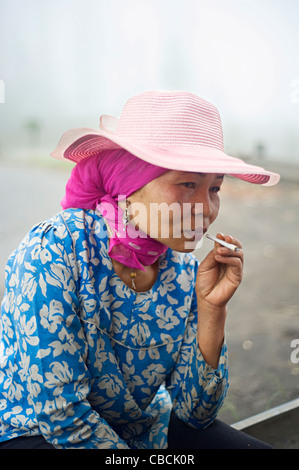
[51,91,280,186]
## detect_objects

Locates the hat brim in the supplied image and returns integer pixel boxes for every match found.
[51,127,280,186]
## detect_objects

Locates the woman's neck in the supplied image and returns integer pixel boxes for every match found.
[111,258,159,292]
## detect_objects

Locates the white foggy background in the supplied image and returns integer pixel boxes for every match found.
[1,0,299,435]
[0,0,299,163]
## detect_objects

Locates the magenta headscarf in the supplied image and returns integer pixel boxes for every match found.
[61,149,169,270]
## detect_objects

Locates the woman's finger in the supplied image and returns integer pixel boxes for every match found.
[214,256,243,277]
[224,234,242,249]
[216,246,243,260]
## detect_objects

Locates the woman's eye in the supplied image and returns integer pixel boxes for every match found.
[210,186,221,193]
[181,182,196,189]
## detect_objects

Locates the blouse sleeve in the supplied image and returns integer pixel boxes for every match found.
[7,219,129,449]
[165,282,229,429]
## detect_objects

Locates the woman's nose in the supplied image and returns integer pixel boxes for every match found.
[191,191,212,218]
[203,198,213,218]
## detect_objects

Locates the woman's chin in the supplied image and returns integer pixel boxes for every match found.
[159,235,203,253]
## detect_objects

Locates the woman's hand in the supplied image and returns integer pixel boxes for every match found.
[195,233,243,369]
[196,233,243,309]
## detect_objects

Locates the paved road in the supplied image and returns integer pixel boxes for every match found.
[1,159,299,428]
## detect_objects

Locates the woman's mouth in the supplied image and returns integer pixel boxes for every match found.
[182,226,208,239]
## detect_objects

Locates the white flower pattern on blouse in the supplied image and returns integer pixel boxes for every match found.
[0,209,228,449]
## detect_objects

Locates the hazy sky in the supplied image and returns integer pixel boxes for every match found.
[0,0,299,162]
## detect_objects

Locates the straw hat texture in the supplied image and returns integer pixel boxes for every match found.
[51,91,280,186]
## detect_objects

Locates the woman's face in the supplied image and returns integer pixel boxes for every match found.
[127,171,224,252]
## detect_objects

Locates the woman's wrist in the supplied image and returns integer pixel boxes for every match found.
[196,300,227,369]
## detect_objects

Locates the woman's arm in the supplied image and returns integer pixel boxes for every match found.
[165,304,229,429]
[165,251,229,429]
[196,233,243,369]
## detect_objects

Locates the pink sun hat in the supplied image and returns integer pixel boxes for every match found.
[51,91,280,186]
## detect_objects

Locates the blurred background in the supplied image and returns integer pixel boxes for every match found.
[0,0,299,430]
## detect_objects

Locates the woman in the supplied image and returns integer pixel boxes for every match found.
[0,91,279,449]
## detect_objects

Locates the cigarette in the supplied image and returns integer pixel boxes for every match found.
[206,233,240,252]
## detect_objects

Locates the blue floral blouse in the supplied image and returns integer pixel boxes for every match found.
[0,209,228,449]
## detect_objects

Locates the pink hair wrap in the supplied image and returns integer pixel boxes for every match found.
[61,149,169,270]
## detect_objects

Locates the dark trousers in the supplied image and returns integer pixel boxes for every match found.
[0,434,55,449]
[168,411,274,449]
[0,413,273,449]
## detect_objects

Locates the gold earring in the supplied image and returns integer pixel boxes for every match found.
[122,207,129,230]
[122,200,131,230]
